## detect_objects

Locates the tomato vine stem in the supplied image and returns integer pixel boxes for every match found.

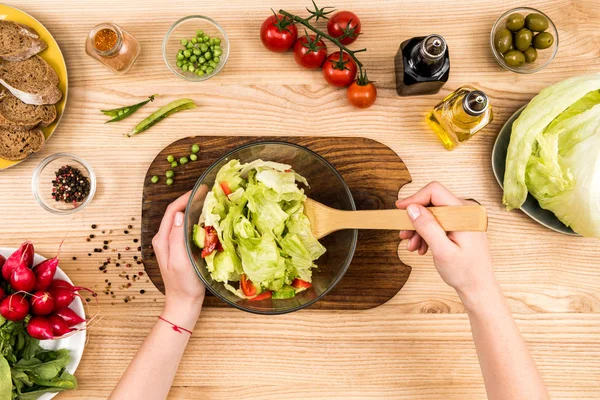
[278,8,366,73]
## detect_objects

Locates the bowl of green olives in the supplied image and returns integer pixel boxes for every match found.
[491,7,558,73]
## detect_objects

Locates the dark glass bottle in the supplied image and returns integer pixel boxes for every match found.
[394,34,450,96]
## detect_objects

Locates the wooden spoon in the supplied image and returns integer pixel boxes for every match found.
[303,198,488,239]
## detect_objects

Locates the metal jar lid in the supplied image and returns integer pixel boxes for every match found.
[420,34,447,61]
[462,90,489,116]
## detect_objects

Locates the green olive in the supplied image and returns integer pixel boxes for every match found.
[494,28,513,54]
[504,50,526,67]
[506,13,525,31]
[523,47,538,63]
[525,13,549,32]
[533,32,554,49]
[515,28,533,51]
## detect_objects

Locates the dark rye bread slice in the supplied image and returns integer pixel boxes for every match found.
[0,90,56,130]
[0,20,47,62]
[0,55,62,105]
[0,127,44,160]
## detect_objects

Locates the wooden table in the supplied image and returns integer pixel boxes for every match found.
[1,0,599,398]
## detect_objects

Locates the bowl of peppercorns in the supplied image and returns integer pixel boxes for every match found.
[32,153,96,215]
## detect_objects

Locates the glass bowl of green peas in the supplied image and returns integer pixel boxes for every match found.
[163,16,230,81]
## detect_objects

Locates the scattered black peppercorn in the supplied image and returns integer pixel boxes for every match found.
[88,253,91,256]
[140,289,145,294]
[89,234,95,239]
[133,238,139,243]
[91,224,97,229]
[103,245,108,250]
[124,230,129,234]
[72,257,77,260]
[103,240,109,245]
[128,225,133,229]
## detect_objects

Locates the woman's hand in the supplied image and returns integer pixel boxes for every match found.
[152,191,205,327]
[395,182,496,302]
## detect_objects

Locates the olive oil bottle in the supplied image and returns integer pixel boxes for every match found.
[426,86,493,150]
[394,34,450,96]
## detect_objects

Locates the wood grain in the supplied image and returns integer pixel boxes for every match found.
[0,0,599,398]
[141,136,412,310]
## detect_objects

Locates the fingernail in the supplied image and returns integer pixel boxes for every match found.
[406,238,411,249]
[174,212,184,227]
[395,200,402,207]
[407,204,420,220]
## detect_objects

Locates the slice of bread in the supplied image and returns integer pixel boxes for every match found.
[0,21,47,62]
[0,89,56,130]
[0,55,62,105]
[0,127,44,160]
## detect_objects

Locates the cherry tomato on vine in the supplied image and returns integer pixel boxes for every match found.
[327,11,361,45]
[293,35,328,69]
[347,81,377,109]
[322,52,357,87]
[260,14,298,53]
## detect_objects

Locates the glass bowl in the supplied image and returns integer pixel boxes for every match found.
[32,153,96,215]
[162,15,229,82]
[490,7,558,74]
[184,142,358,314]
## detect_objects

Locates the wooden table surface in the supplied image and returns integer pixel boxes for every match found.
[1,0,599,398]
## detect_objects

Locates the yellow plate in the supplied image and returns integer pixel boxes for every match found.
[0,4,68,169]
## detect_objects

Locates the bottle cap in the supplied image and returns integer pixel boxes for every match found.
[420,34,447,61]
[463,90,488,116]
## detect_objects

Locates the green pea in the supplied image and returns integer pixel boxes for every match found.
[151,175,159,184]
[200,65,207,71]
[166,170,175,178]
[180,157,189,165]
[204,52,212,60]
[198,57,206,64]
[209,61,217,68]
[214,38,221,45]
[191,37,198,44]
[176,53,184,61]
[186,42,194,49]
[188,65,195,72]
[166,178,174,186]
[200,43,208,52]
[214,49,222,57]
[167,155,174,163]
[191,144,200,153]
[209,38,215,45]
[202,35,210,42]
[193,48,201,56]
[190,153,198,161]
[118,109,124,116]
[196,70,204,76]
[206,67,214,74]
[196,30,204,37]
[180,39,188,46]
[183,49,191,58]
[176,60,183,68]
[180,63,188,71]
[212,56,220,63]
[214,45,221,51]
[171,161,178,168]
[190,55,197,63]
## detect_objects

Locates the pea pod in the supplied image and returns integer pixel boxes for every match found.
[101,94,157,123]
[126,99,196,137]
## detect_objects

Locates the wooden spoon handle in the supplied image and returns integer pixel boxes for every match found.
[337,205,488,232]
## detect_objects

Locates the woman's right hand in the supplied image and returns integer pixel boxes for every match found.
[395,182,497,302]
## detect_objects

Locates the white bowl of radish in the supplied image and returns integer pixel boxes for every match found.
[0,246,86,400]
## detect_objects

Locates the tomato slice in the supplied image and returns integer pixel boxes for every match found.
[201,226,222,258]
[249,291,272,301]
[240,274,257,297]
[220,181,232,196]
[292,278,312,289]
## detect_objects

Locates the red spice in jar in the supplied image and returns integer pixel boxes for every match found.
[94,28,118,52]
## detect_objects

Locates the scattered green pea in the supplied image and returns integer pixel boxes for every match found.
[166,170,175,178]
[180,157,189,165]
[166,178,174,186]
[190,153,198,161]
[196,30,204,37]
[151,175,159,184]
[167,155,175,163]
[171,161,178,168]
[191,144,200,153]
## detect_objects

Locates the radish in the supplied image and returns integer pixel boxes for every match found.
[55,307,85,327]
[0,254,6,272]
[49,279,95,311]
[48,314,73,336]
[32,255,60,291]
[10,265,36,293]
[0,287,4,299]
[30,291,55,316]
[0,293,29,321]
[26,316,54,340]
[2,241,34,280]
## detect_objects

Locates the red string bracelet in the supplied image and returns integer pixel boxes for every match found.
[158,316,193,335]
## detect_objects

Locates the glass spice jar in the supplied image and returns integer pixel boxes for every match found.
[85,23,141,74]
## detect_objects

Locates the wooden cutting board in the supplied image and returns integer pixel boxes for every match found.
[141,136,412,310]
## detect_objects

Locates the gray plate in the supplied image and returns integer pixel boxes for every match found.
[491,105,578,236]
